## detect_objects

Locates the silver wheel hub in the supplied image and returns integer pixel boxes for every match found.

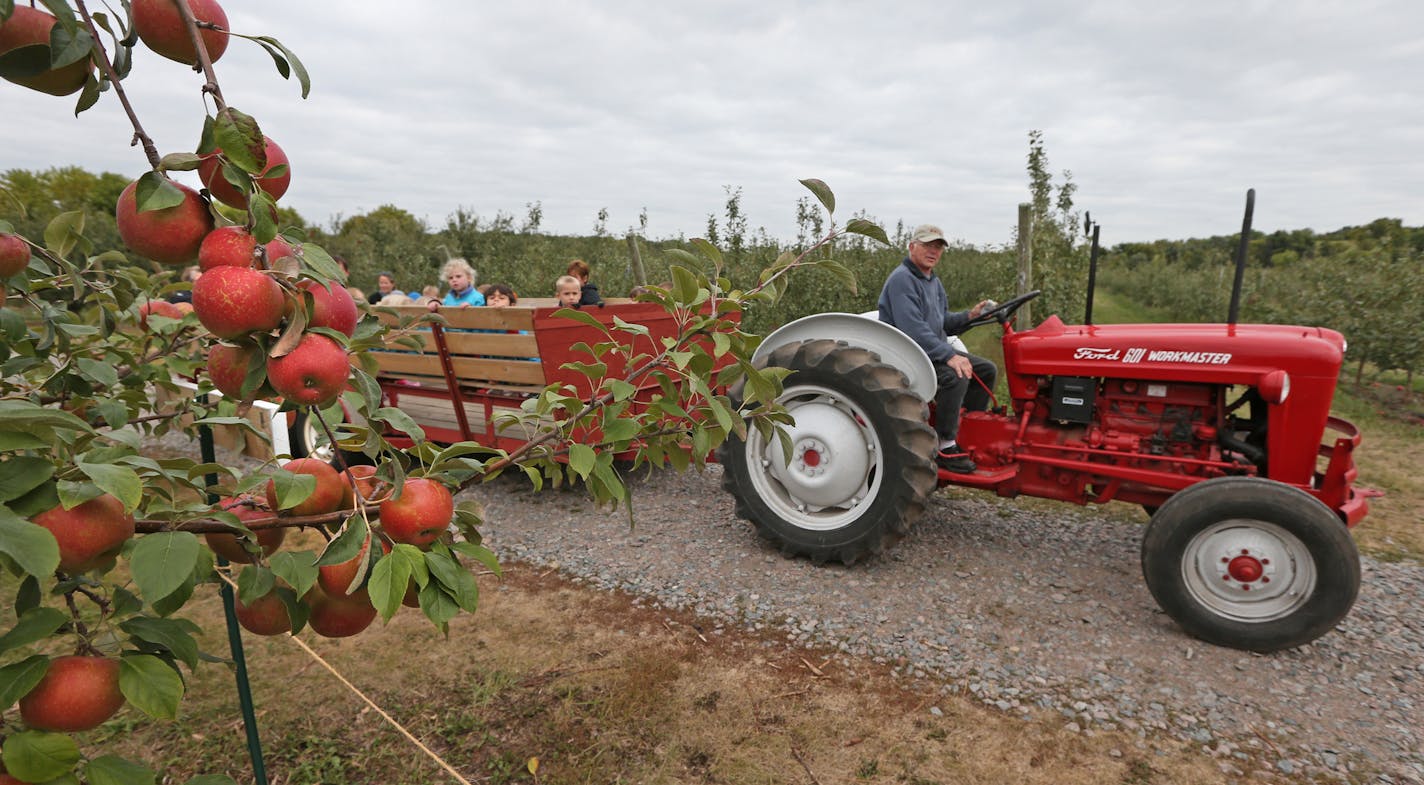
[1182,519,1315,622]
[746,385,881,532]
[302,416,335,462]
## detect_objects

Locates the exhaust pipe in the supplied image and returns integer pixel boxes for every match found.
[1227,188,1255,326]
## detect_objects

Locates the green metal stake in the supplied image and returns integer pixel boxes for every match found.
[199,403,270,784]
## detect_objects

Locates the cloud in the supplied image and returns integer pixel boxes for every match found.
[4,0,1420,247]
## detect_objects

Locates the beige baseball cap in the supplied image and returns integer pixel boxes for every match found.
[909,224,948,245]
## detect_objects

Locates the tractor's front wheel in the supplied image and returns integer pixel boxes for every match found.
[719,340,937,565]
[1141,476,1360,652]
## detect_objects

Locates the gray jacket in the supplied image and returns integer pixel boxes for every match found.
[877,257,970,364]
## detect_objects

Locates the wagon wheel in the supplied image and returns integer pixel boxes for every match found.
[719,339,938,565]
[1141,476,1360,652]
[289,409,335,463]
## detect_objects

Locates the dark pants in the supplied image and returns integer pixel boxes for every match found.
[933,353,997,442]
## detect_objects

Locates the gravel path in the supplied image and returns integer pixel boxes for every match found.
[472,465,1424,784]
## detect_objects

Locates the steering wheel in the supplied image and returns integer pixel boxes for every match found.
[964,290,1041,329]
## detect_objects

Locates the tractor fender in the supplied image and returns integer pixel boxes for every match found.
[753,312,936,402]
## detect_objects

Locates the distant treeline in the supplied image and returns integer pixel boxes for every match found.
[7,163,1416,383]
[1098,219,1424,383]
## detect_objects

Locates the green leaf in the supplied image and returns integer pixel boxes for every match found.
[368,549,412,622]
[0,506,60,577]
[417,580,459,627]
[119,654,184,720]
[267,471,316,511]
[550,307,611,335]
[448,540,500,576]
[0,457,54,502]
[129,532,201,604]
[86,754,157,785]
[36,0,77,26]
[158,152,203,172]
[76,460,142,514]
[670,266,700,303]
[0,655,50,711]
[0,43,51,80]
[269,550,319,596]
[184,775,241,785]
[371,407,425,443]
[119,617,200,671]
[148,574,196,618]
[15,575,40,615]
[664,248,699,267]
[0,607,68,655]
[315,516,368,567]
[844,218,890,245]
[48,24,92,69]
[213,107,265,174]
[235,565,276,605]
[7,479,59,518]
[599,417,638,445]
[1,730,80,782]
[249,191,278,244]
[134,172,185,212]
[425,551,479,613]
[299,242,345,283]
[689,237,723,265]
[799,178,835,215]
[817,258,859,296]
[43,210,84,258]
[253,35,310,98]
[567,443,595,479]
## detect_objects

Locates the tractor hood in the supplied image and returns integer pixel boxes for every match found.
[1005,316,1347,384]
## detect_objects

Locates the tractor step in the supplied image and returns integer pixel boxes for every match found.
[938,463,1018,488]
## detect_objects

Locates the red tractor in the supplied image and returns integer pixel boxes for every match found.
[719,202,1369,653]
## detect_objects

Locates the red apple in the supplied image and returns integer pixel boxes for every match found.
[235,588,293,636]
[199,136,291,209]
[0,6,95,96]
[207,341,269,400]
[115,178,214,265]
[19,655,125,732]
[31,494,135,574]
[341,465,384,508]
[138,299,183,329]
[267,333,348,407]
[304,583,377,638]
[318,534,377,597]
[266,235,295,264]
[205,496,284,563]
[299,279,358,337]
[0,232,31,277]
[198,225,257,270]
[379,478,453,547]
[192,265,285,339]
[132,0,229,65]
[266,458,345,517]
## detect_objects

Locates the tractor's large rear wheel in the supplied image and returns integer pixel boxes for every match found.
[1141,476,1360,652]
[719,340,937,565]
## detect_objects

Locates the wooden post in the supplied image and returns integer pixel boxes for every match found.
[626,233,647,288]
[1017,203,1033,327]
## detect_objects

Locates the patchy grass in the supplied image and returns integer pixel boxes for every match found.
[88,566,1250,785]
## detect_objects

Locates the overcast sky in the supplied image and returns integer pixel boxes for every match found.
[6,1,1421,248]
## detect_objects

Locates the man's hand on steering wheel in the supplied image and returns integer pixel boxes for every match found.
[964,290,1042,329]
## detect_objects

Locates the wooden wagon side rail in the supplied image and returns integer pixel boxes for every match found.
[362,299,690,451]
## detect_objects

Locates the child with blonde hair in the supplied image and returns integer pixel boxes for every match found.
[565,259,603,306]
[554,275,582,308]
[441,257,484,307]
